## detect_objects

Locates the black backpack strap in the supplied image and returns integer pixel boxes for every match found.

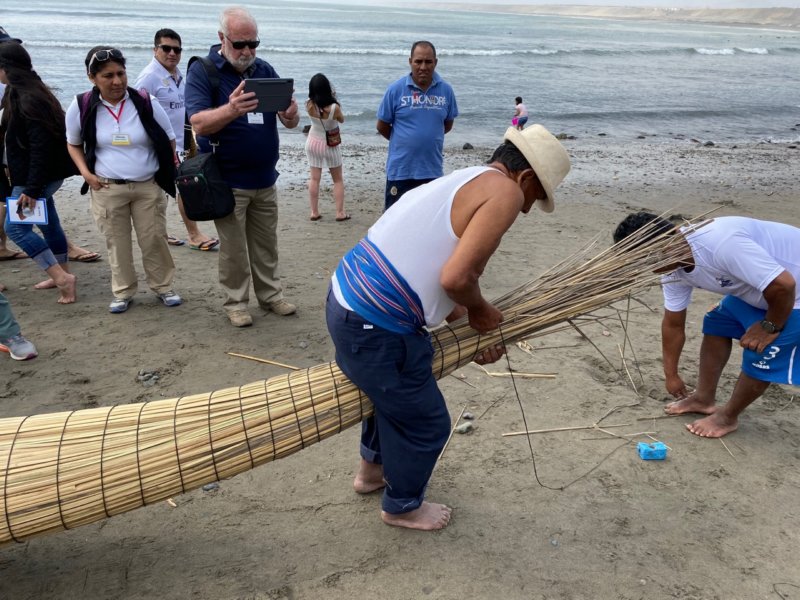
[188,56,221,108]
[187,56,222,147]
[77,91,94,135]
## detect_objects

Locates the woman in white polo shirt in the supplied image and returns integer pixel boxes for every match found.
[66,46,182,314]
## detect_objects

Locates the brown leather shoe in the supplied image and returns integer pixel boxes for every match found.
[266,299,296,316]
[228,309,253,327]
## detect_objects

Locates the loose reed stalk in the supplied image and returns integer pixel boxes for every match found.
[0,215,701,545]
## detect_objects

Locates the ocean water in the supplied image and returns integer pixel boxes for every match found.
[3,0,800,147]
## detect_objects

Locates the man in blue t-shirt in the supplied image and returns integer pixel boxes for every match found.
[185,7,300,328]
[376,41,458,211]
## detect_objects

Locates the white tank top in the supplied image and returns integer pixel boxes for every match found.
[333,165,498,327]
[307,103,339,140]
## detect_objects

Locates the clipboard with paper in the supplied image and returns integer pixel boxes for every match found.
[6,197,49,225]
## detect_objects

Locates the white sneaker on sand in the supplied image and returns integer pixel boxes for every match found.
[0,333,38,361]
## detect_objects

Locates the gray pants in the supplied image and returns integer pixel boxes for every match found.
[0,292,21,341]
[214,185,284,313]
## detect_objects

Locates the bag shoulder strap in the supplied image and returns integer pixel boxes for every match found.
[188,56,221,108]
[187,56,222,147]
[77,91,94,133]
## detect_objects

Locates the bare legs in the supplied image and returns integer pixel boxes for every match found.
[176,194,216,247]
[353,458,385,494]
[665,334,770,437]
[33,264,76,304]
[308,166,322,220]
[331,166,346,220]
[0,207,27,260]
[308,166,346,220]
[381,503,452,531]
[353,459,452,531]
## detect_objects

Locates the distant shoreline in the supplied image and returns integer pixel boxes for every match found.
[417,4,800,31]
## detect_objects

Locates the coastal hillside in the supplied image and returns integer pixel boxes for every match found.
[425,4,800,29]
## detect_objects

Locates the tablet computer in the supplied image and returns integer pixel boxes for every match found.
[243,78,293,113]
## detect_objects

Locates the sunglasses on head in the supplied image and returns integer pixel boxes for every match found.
[89,48,124,68]
[225,35,260,50]
[157,44,182,54]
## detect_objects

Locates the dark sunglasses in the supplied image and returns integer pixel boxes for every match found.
[225,35,260,50]
[89,48,124,68]
[157,44,182,54]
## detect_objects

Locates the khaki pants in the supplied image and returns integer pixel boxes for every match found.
[214,186,283,313]
[89,179,175,299]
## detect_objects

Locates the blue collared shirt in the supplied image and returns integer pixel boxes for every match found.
[377,72,458,180]
[185,45,281,189]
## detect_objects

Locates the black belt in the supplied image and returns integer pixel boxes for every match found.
[98,177,133,185]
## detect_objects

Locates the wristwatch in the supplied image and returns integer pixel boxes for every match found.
[759,319,783,334]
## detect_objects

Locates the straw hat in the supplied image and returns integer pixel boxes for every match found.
[0,27,22,44]
[503,124,570,213]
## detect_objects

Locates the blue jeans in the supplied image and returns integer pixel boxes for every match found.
[326,290,451,514]
[6,180,67,271]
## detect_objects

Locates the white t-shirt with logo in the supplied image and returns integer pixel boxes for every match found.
[661,216,800,312]
[134,58,185,150]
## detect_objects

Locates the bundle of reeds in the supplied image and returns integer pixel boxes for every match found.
[0,218,693,546]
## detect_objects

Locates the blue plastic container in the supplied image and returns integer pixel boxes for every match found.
[637,441,668,460]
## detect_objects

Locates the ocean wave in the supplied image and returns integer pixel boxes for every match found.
[556,108,741,120]
[23,41,210,52]
[20,41,791,59]
[694,48,736,55]
[736,47,769,55]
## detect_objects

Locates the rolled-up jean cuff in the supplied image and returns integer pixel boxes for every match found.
[360,442,382,464]
[382,491,423,514]
[31,248,59,271]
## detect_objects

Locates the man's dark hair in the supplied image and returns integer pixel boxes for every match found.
[411,40,436,57]
[488,142,531,173]
[515,96,523,104]
[154,28,182,47]
[613,211,675,245]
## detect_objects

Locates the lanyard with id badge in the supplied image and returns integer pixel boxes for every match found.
[106,100,131,146]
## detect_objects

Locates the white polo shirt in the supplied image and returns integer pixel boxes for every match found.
[134,58,185,150]
[661,217,800,312]
[66,91,175,181]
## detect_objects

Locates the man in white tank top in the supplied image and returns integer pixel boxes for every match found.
[327,125,570,531]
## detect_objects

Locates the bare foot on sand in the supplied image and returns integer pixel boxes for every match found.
[34,278,56,290]
[686,412,738,438]
[56,273,77,304]
[382,502,452,531]
[665,391,716,416]
[353,459,385,494]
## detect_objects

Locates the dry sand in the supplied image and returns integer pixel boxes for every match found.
[1,135,800,599]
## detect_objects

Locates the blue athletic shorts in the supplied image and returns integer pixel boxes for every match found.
[702,295,800,384]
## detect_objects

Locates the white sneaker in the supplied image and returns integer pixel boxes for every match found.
[0,333,38,361]
[109,297,132,313]
[158,290,183,307]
